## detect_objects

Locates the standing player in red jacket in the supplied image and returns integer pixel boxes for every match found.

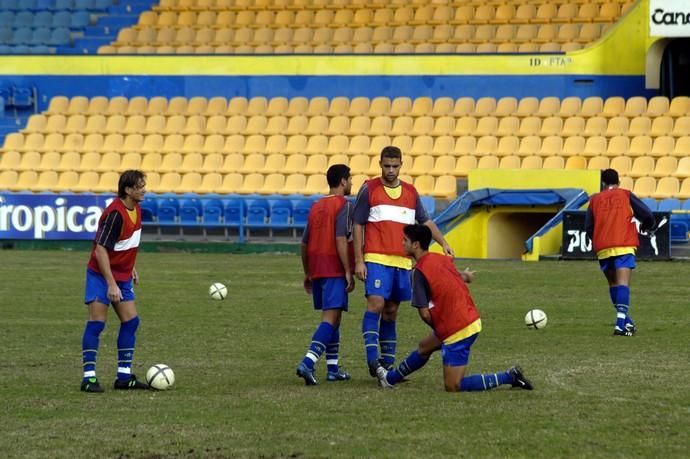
[374,224,532,392]
[296,164,355,385]
[81,170,149,392]
[585,168,655,336]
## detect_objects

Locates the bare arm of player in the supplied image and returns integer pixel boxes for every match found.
[459,267,475,283]
[94,244,122,303]
[417,306,434,328]
[353,222,367,281]
[132,267,139,285]
[300,242,312,294]
[423,219,455,257]
[335,236,355,293]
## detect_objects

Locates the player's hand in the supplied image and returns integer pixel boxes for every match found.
[461,267,475,283]
[345,272,355,293]
[132,268,139,285]
[354,260,367,281]
[442,242,455,258]
[303,276,313,295]
[107,284,123,303]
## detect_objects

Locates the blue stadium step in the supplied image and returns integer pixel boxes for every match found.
[95,14,139,29]
[108,3,152,15]
[70,35,111,53]
[83,24,117,37]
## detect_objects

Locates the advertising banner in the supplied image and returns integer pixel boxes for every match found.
[0,194,112,240]
[650,0,690,37]
[561,210,671,260]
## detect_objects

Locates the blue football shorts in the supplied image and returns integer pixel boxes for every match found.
[441,333,479,367]
[364,262,412,302]
[312,277,348,311]
[599,253,636,272]
[84,268,135,306]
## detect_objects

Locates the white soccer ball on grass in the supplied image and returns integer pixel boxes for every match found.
[524,309,548,330]
[209,282,227,300]
[146,364,175,390]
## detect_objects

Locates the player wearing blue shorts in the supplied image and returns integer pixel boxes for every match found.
[296,164,355,385]
[585,168,655,336]
[353,146,453,377]
[80,170,149,393]
[374,225,533,392]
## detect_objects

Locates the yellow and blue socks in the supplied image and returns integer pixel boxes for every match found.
[362,311,380,365]
[459,372,513,391]
[302,321,335,370]
[385,350,428,385]
[379,319,397,368]
[82,320,105,383]
[116,316,139,382]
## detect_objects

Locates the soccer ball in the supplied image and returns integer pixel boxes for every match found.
[524,309,548,330]
[146,364,175,390]
[209,282,227,300]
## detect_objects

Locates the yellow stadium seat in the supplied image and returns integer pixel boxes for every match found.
[516,136,540,157]
[196,152,222,174]
[408,155,434,176]
[543,156,564,169]
[24,114,47,133]
[432,136,454,157]
[672,116,690,137]
[16,151,41,171]
[499,155,521,169]
[610,156,632,176]
[105,97,128,116]
[677,177,690,199]
[36,152,60,172]
[605,135,629,157]
[517,42,540,53]
[628,156,655,178]
[477,155,499,169]
[617,175,633,191]
[605,116,629,137]
[91,171,119,193]
[431,175,456,199]
[80,115,105,135]
[46,96,69,115]
[535,135,562,157]
[327,154,349,169]
[521,155,543,170]
[64,96,86,114]
[513,97,538,118]
[158,152,182,173]
[475,117,499,137]
[452,155,477,177]
[40,133,64,153]
[582,136,607,157]
[651,177,679,199]
[142,115,165,135]
[3,133,24,151]
[532,3,557,24]
[587,155,609,170]
[452,136,476,156]
[672,136,690,157]
[583,116,607,137]
[327,135,349,155]
[495,136,519,157]
[558,97,581,118]
[429,155,455,177]
[53,171,79,192]
[196,173,222,195]
[601,97,625,118]
[60,133,84,153]
[648,116,673,137]
[369,135,392,156]
[627,116,651,137]
[580,97,604,117]
[179,153,203,173]
[673,157,690,178]
[216,173,241,194]
[475,43,497,53]
[276,173,305,196]
[304,174,328,195]
[220,153,242,174]
[561,136,585,157]
[0,151,21,171]
[668,97,690,117]
[77,152,101,172]
[565,156,587,170]
[155,134,179,154]
[553,3,577,23]
[64,115,86,134]
[70,171,99,193]
[21,133,44,152]
[103,115,126,135]
[95,152,121,173]
[257,173,284,195]
[304,154,328,175]
[412,175,433,196]
[152,172,182,194]
[651,156,678,178]
[140,152,162,172]
[119,152,142,172]
[643,96,668,117]
[624,135,652,157]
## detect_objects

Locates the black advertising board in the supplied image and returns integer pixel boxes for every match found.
[561,211,671,260]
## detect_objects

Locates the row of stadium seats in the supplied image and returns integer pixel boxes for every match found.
[0,0,110,11]
[0,11,91,28]
[42,95,690,119]
[6,131,690,158]
[6,149,690,179]
[141,196,317,229]
[137,3,629,29]
[4,168,690,200]
[0,169,457,197]
[110,22,609,48]
[0,27,73,47]
[14,113,690,139]
[96,41,585,54]
[150,0,633,11]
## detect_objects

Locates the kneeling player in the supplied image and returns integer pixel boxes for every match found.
[374,224,533,392]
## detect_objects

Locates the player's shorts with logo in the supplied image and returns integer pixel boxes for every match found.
[84,268,135,306]
[364,262,411,302]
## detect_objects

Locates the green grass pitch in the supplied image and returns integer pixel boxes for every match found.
[1,249,688,458]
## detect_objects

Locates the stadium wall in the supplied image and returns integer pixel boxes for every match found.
[0,0,658,110]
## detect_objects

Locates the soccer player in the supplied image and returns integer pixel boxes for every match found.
[353,146,453,376]
[585,168,655,336]
[296,164,355,386]
[80,170,149,392]
[374,224,533,392]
